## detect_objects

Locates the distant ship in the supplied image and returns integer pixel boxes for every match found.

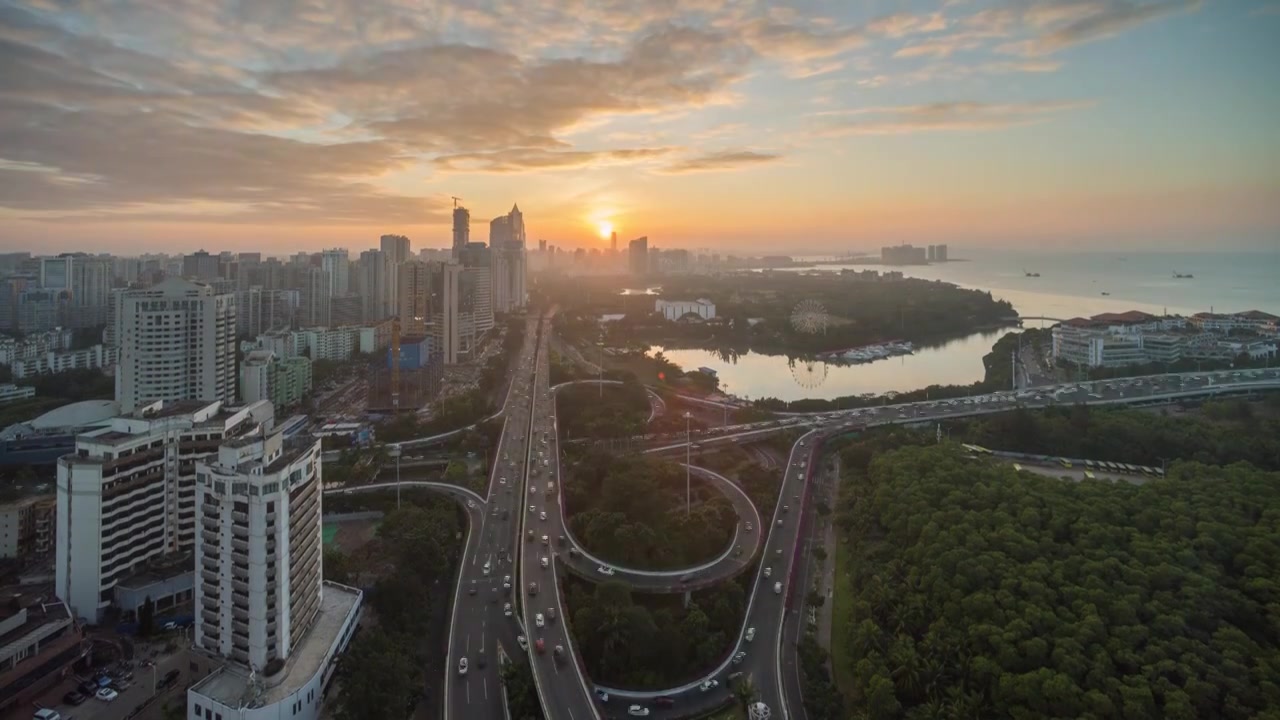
[1101,292,1111,296]
[1024,270,1041,277]
[1173,272,1194,279]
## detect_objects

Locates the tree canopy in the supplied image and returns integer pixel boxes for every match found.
[834,443,1280,720]
[565,450,736,570]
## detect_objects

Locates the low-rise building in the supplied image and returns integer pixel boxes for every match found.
[7,344,118,379]
[1052,310,1275,368]
[0,593,86,716]
[0,383,35,404]
[655,298,716,322]
[241,351,313,409]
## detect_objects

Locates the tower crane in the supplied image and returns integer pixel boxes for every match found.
[451,195,462,208]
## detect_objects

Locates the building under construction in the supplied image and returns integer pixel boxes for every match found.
[366,328,443,412]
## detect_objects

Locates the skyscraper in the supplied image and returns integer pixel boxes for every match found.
[321,249,350,296]
[452,205,471,258]
[611,231,617,253]
[397,261,431,336]
[380,234,411,266]
[356,249,392,322]
[114,278,237,413]
[431,261,463,364]
[183,250,221,281]
[628,236,649,276]
[299,267,331,327]
[488,203,527,313]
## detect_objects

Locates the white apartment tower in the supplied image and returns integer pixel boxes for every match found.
[488,204,528,313]
[194,431,323,670]
[431,262,462,364]
[55,400,274,622]
[114,278,237,414]
[355,249,392,323]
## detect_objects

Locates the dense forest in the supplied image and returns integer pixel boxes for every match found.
[950,400,1280,471]
[566,577,747,688]
[834,443,1280,720]
[555,380,650,440]
[564,450,736,570]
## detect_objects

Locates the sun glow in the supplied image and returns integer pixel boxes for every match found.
[597,220,613,239]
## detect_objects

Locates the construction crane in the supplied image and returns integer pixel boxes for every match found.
[451,195,462,208]
[390,316,401,412]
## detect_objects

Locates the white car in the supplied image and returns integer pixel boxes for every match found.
[539,511,547,521]
[628,707,651,717]
[96,687,119,702]
[745,522,753,532]
[745,627,756,642]
[763,566,771,578]
[540,556,549,568]
[503,575,511,589]
[597,565,615,576]
[458,657,468,675]
[504,602,512,617]
[517,635,528,651]
[530,485,536,494]
[535,613,545,628]
[528,505,535,513]
[699,679,719,692]
[732,651,746,665]
[774,582,783,594]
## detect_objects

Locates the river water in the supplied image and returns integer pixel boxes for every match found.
[644,249,1279,402]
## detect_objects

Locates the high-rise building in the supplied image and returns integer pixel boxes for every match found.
[927,245,936,262]
[538,239,547,252]
[452,205,471,258]
[935,244,948,262]
[69,255,112,327]
[397,261,432,336]
[187,431,362,720]
[380,234,411,266]
[330,294,364,327]
[192,430,322,669]
[114,278,237,413]
[628,236,649,276]
[356,249,392,322]
[183,250,221,281]
[40,255,73,291]
[240,350,312,408]
[55,399,274,622]
[611,231,617,253]
[488,204,528,313]
[299,267,331,327]
[321,249,350,296]
[458,243,494,344]
[431,262,463,364]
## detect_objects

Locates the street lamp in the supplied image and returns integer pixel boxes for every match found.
[684,411,692,515]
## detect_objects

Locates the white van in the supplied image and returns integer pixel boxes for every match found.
[773,582,782,594]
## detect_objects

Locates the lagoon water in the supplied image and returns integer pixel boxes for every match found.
[650,249,1279,402]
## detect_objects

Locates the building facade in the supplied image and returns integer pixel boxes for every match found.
[0,495,55,559]
[55,399,273,622]
[241,351,312,409]
[656,298,716,321]
[114,278,237,413]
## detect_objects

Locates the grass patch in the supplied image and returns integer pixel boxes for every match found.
[829,529,857,704]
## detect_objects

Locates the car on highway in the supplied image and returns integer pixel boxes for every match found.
[764,566,771,578]
[540,556,549,568]
[595,689,611,703]
[745,522,753,532]
[597,565,615,576]
[458,657,468,675]
[699,679,719,692]
[535,613,545,628]
[504,602,512,617]
[503,575,511,589]
[526,530,534,541]
[528,582,538,596]
[732,651,746,665]
[546,606,556,622]
[535,638,545,654]
[468,581,477,596]
[554,644,565,663]
[745,627,755,642]
[517,635,528,651]
[541,534,549,544]
[539,511,547,521]
[628,706,651,717]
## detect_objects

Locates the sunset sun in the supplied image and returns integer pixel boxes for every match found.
[597,221,613,240]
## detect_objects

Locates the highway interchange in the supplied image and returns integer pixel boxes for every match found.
[419,331,1280,720]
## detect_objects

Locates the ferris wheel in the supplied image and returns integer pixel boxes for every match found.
[790,359,828,389]
[790,299,828,335]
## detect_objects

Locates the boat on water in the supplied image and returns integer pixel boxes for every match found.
[1173,272,1194,279]
[826,340,915,364]
[1024,270,1041,277]
[1101,292,1111,296]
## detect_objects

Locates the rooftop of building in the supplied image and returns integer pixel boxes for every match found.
[189,583,361,710]
[1192,309,1279,321]
[0,590,71,661]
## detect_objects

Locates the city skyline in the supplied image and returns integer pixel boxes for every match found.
[1,0,1278,254]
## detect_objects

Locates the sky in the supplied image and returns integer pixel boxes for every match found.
[0,0,1278,255]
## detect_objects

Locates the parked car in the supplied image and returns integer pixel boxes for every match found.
[62,691,86,705]
[96,687,119,701]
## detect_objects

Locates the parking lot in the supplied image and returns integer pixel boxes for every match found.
[10,635,192,720]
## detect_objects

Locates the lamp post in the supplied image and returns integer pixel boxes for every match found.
[684,411,692,516]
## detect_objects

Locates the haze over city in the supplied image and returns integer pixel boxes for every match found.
[2,0,1278,254]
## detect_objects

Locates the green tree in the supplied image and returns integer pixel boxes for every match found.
[332,629,416,720]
